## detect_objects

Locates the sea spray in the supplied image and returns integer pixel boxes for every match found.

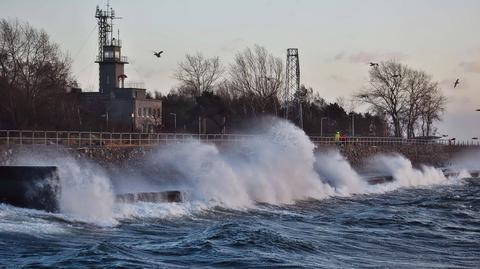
[447,149,480,177]
[229,120,334,203]
[146,141,251,208]
[366,154,450,189]
[2,119,469,226]
[11,149,117,225]
[145,120,334,207]
[314,149,368,195]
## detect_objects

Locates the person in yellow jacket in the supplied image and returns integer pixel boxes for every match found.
[335,131,340,142]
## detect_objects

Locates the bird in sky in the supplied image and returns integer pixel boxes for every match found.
[369,62,379,67]
[153,51,164,58]
[454,78,460,88]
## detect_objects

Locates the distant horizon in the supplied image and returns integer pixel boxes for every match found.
[1,0,479,140]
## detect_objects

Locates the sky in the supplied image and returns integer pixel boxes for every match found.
[1,0,479,140]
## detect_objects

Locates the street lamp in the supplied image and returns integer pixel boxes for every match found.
[320,117,327,137]
[101,112,109,131]
[131,113,135,132]
[170,113,177,133]
[349,112,355,137]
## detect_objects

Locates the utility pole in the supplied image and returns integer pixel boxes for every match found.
[321,117,327,137]
[350,113,355,137]
[170,113,177,133]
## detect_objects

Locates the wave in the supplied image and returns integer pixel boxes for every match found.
[3,119,470,227]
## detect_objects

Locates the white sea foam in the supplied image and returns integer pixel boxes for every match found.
[5,119,471,227]
[143,120,334,209]
[12,150,117,226]
[314,149,368,195]
[366,154,450,190]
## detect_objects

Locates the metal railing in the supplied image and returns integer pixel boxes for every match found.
[95,55,128,63]
[0,130,476,148]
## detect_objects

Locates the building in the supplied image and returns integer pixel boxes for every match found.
[76,4,161,132]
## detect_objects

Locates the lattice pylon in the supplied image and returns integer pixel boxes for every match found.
[284,48,303,129]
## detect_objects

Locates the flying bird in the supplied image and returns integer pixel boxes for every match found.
[153,51,164,58]
[454,78,460,88]
[369,62,379,67]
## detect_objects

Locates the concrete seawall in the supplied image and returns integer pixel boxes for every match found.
[327,144,465,167]
[1,143,472,168]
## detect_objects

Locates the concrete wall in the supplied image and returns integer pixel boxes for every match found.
[1,143,470,169]
[325,144,464,168]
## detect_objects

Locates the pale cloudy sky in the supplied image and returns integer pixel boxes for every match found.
[1,0,480,140]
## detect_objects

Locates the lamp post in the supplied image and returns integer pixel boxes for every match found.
[349,112,355,137]
[320,117,327,137]
[170,113,177,133]
[101,112,109,131]
[131,113,135,132]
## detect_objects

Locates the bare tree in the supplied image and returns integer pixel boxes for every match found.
[0,18,75,129]
[174,52,223,96]
[419,85,446,137]
[357,60,446,138]
[357,61,408,137]
[404,70,430,138]
[229,45,284,115]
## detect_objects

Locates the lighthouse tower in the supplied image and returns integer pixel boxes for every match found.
[94,4,128,96]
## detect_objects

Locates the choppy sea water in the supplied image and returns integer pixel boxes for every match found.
[0,179,478,268]
[2,121,480,268]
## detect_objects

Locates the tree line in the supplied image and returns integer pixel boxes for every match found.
[163,45,445,137]
[0,19,78,130]
[0,18,445,137]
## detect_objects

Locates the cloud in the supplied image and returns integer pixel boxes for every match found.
[439,79,454,90]
[348,51,376,63]
[333,52,345,61]
[348,51,408,63]
[218,38,245,53]
[328,74,347,83]
[460,61,480,73]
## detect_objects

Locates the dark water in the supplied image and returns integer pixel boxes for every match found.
[0,179,479,269]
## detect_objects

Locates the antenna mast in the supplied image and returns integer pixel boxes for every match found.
[95,2,119,61]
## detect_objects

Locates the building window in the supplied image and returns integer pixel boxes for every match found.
[138,107,141,117]
[104,51,113,58]
[143,108,147,117]
[149,108,152,117]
